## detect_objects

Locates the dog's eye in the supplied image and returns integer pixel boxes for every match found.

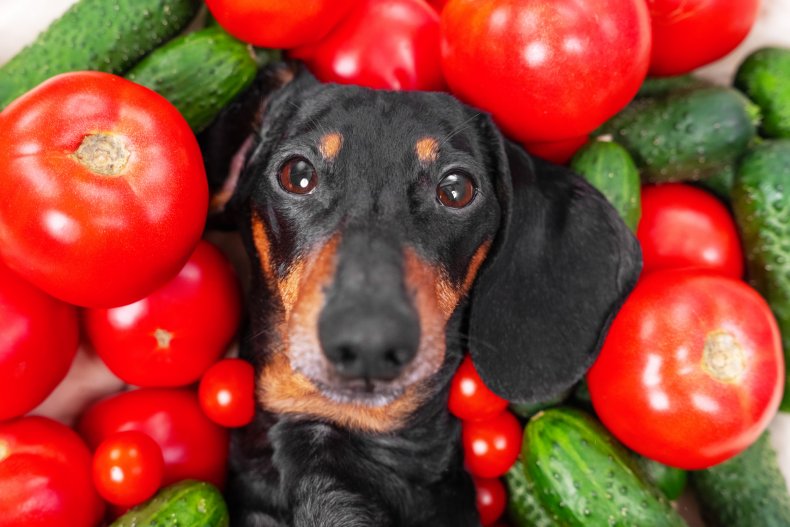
[278,157,317,195]
[437,172,476,208]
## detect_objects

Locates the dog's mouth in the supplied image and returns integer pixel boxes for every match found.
[298,369,407,407]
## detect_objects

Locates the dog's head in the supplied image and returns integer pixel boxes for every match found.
[203,65,641,433]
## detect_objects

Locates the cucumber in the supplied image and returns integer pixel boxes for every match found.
[731,139,790,410]
[126,27,259,132]
[691,432,790,527]
[735,47,790,139]
[598,87,760,183]
[523,407,686,527]
[110,480,229,527]
[696,163,736,200]
[0,0,200,109]
[505,463,560,527]
[569,139,641,232]
[636,75,712,99]
[636,455,687,501]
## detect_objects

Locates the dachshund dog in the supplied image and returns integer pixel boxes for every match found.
[200,63,641,527]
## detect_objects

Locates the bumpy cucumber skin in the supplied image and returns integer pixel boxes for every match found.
[524,408,686,527]
[0,0,200,109]
[732,139,790,410]
[599,87,760,183]
[692,432,790,527]
[126,27,258,132]
[735,47,790,139]
[505,464,561,527]
[569,140,641,232]
[110,480,229,527]
[636,455,687,501]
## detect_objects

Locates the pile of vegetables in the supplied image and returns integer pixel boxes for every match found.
[0,0,789,525]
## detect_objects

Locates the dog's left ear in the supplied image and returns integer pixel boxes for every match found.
[468,132,642,405]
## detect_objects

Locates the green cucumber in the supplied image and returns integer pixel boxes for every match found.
[691,432,790,527]
[731,139,790,410]
[505,463,560,527]
[598,87,760,183]
[735,47,790,139]
[0,0,200,109]
[126,27,259,132]
[569,139,641,232]
[523,407,686,527]
[696,163,737,200]
[110,480,229,527]
[636,75,712,99]
[636,455,687,501]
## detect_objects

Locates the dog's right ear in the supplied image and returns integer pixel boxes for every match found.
[198,62,318,227]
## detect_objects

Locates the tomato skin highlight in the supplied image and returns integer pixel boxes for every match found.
[0,261,79,420]
[638,184,744,279]
[0,71,208,308]
[84,240,243,387]
[449,356,509,422]
[199,359,256,428]
[92,431,165,507]
[473,476,506,526]
[441,0,651,143]
[0,416,105,527]
[588,270,784,470]
[462,411,522,478]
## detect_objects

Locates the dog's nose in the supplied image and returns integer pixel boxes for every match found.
[319,305,420,382]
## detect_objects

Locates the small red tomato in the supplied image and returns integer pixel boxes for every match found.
[462,411,522,478]
[638,184,744,279]
[92,431,164,507]
[473,477,507,526]
[0,261,79,420]
[291,0,443,91]
[449,356,509,422]
[84,240,242,387]
[199,359,256,428]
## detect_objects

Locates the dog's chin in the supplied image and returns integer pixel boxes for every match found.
[308,377,406,408]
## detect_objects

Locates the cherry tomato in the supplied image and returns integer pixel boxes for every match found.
[199,359,256,428]
[291,0,444,91]
[79,388,229,488]
[0,72,207,308]
[92,431,164,507]
[0,416,104,527]
[0,261,79,420]
[462,411,522,478]
[473,477,506,526]
[449,356,509,422]
[205,0,361,49]
[84,241,242,387]
[647,0,761,76]
[638,184,744,279]
[441,0,651,143]
[588,271,784,469]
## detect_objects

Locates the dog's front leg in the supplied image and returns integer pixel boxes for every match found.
[290,473,390,527]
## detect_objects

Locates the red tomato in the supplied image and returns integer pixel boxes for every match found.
[78,388,229,488]
[524,135,589,166]
[84,241,242,387]
[205,0,361,48]
[473,477,506,526]
[290,0,444,91]
[462,411,522,478]
[0,416,104,527]
[441,0,651,143]
[647,0,760,76]
[427,0,449,12]
[199,359,256,428]
[588,271,784,469]
[638,184,744,279]
[0,72,207,308]
[449,356,509,422]
[0,261,79,420]
[92,431,164,507]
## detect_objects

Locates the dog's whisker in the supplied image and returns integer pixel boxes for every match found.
[437,112,481,148]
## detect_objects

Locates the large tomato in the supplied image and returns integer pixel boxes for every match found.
[0,72,208,308]
[0,416,104,527]
[638,183,744,279]
[78,388,229,488]
[647,0,761,76]
[290,0,444,91]
[0,261,79,420]
[441,0,651,143]
[205,0,361,49]
[84,240,242,387]
[588,271,784,469]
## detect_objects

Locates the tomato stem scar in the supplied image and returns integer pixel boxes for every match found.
[701,330,747,383]
[71,133,130,176]
[153,328,174,349]
[0,441,8,463]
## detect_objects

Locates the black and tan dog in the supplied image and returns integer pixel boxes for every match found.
[201,64,641,527]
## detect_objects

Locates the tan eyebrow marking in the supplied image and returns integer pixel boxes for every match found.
[319,132,343,161]
[415,137,439,164]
